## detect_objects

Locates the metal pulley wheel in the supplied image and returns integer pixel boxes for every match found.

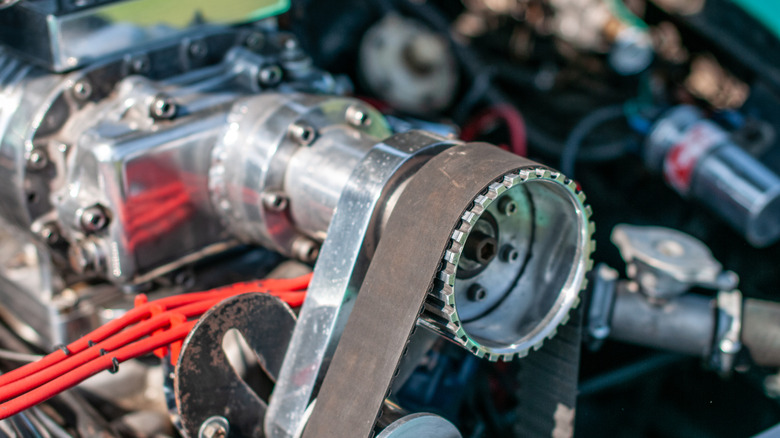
[376,413,461,438]
[301,144,594,438]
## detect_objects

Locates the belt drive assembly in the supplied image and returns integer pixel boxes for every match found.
[173,137,594,437]
[302,143,594,437]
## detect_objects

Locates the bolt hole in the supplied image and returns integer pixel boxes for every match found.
[300,127,314,142]
[478,240,497,264]
[222,329,274,402]
[468,285,488,302]
[304,245,319,260]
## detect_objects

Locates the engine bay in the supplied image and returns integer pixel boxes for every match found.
[0,0,779,436]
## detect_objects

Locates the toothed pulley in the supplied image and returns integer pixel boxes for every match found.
[303,144,594,438]
[421,166,594,361]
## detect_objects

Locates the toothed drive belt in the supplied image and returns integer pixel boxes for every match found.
[303,144,581,438]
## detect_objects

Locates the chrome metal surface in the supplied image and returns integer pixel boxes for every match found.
[376,413,462,438]
[645,105,780,247]
[265,131,454,438]
[611,224,737,299]
[713,289,743,375]
[422,168,595,361]
[0,28,346,347]
[609,284,716,357]
[586,263,619,350]
[302,144,592,438]
[742,298,780,368]
[210,93,392,255]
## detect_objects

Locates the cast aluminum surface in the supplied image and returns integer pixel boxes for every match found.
[265,130,454,438]
[423,167,594,361]
[611,224,737,299]
[302,144,592,438]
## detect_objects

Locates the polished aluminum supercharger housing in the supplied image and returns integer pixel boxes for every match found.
[0,22,593,384]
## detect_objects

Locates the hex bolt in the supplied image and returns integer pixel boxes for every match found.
[150,95,178,120]
[245,32,265,50]
[283,37,299,52]
[258,65,283,87]
[68,238,106,275]
[262,192,289,212]
[463,231,498,265]
[198,416,230,438]
[188,40,208,59]
[468,284,488,302]
[292,237,320,264]
[288,122,317,146]
[72,80,93,101]
[129,55,151,74]
[27,148,49,171]
[346,104,372,127]
[39,222,61,246]
[79,205,110,233]
[501,244,520,263]
[498,197,518,216]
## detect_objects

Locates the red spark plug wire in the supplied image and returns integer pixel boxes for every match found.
[0,273,312,420]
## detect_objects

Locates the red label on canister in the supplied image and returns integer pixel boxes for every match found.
[663,121,725,194]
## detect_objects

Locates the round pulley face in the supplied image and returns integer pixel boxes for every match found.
[376,413,462,438]
[425,168,594,361]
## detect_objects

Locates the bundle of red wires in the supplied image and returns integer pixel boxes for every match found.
[0,273,312,420]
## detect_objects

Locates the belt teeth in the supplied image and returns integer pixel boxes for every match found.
[487,182,506,197]
[437,264,456,286]
[422,166,595,362]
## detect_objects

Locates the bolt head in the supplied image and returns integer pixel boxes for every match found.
[39,223,61,245]
[27,148,49,171]
[346,105,372,127]
[258,65,283,86]
[501,245,520,263]
[129,55,151,74]
[498,197,518,216]
[72,80,93,101]
[283,37,299,51]
[189,40,208,59]
[246,32,265,50]
[468,284,488,302]
[292,237,320,263]
[150,96,178,120]
[288,122,317,146]
[199,416,230,438]
[262,192,289,212]
[80,205,110,233]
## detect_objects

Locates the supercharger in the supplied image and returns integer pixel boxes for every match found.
[0,3,594,437]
